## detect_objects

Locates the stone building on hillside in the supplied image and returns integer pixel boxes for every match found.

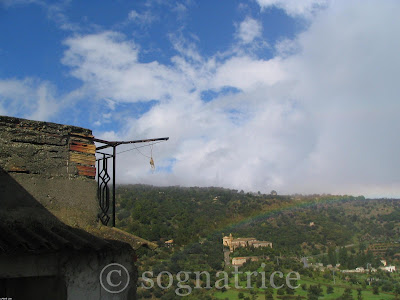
[223,233,272,252]
[231,256,260,266]
[0,116,155,300]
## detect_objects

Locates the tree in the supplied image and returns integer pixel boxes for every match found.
[339,288,354,300]
[357,287,362,300]
[307,293,319,300]
[286,285,295,295]
[381,281,394,292]
[250,290,257,300]
[322,255,329,266]
[328,247,337,265]
[339,247,348,266]
[372,285,379,295]
[394,284,400,299]
[264,289,274,300]
[308,284,323,300]
[326,285,334,294]
[359,242,366,251]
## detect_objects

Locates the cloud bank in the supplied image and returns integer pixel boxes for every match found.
[2,1,399,197]
[255,0,329,17]
[0,78,59,121]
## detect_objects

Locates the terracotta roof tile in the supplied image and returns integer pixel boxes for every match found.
[0,221,120,255]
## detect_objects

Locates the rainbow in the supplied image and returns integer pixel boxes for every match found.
[214,195,363,237]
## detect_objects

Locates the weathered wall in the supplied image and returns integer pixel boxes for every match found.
[0,247,137,300]
[0,116,98,227]
[65,247,137,300]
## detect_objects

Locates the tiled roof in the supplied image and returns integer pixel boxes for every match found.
[0,221,124,255]
[233,238,256,242]
[88,226,158,250]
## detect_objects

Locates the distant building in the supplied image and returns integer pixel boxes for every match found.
[232,256,259,266]
[223,233,272,252]
[270,190,278,196]
[165,239,174,248]
[356,267,365,272]
[341,267,377,273]
[380,265,396,272]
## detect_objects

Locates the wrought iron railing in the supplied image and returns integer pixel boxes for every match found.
[94,137,169,226]
[97,153,111,225]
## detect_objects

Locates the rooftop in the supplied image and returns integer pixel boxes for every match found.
[0,115,155,256]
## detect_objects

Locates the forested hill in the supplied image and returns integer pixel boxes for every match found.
[115,184,400,254]
[116,184,290,245]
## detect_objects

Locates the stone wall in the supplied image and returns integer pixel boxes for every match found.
[0,246,137,299]
[0,116,98,227]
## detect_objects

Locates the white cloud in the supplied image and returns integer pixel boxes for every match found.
[213,56,286,90]
[0,0,42,7]
[62,31,178,102]
[275,38,301,57]
[280,0,400,197]
[255,0,328,18]
[236,17,262,44]
[63,0,400,197]
[128,10,156,26]
[0,78,59,121]
[46,1,80,32]
[169,33,203,63]
[172,2,187,18]
[1,0,79,32]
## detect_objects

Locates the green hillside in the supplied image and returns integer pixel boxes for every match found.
[115,185,400,299]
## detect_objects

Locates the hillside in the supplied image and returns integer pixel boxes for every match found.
[116,185,399,252]
[115,185,400,299]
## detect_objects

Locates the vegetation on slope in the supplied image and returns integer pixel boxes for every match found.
[114,184,400,299]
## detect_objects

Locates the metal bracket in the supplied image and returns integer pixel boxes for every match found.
[95,136,169,226]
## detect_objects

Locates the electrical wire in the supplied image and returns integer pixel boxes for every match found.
[96,140,166,171]
[116,140,166,156]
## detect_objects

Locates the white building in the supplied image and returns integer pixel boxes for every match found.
[380,265,396,272]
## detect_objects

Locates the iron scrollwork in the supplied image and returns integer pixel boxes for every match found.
[94,136,169,227]
[97,154,111,225]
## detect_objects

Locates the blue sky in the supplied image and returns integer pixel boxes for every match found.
[1,0,400,197]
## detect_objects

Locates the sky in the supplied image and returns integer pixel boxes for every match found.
[1,0,399,198]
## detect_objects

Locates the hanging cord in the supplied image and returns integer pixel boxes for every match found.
[149,144,155,171]
[115,140,166,171]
